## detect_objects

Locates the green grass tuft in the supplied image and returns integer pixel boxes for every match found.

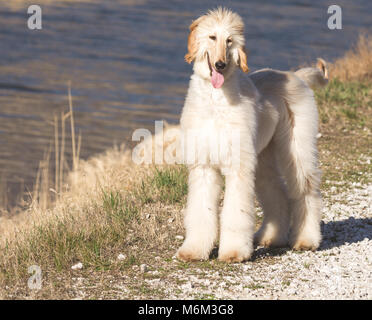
[102,191,138,223]
[315,79,371,124]
[137,165,188,205]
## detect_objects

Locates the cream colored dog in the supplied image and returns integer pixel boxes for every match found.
[176,8,328,263]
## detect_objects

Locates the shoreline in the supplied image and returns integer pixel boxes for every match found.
[0,35,371,299]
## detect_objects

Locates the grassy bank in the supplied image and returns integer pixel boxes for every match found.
[0,36,371,299]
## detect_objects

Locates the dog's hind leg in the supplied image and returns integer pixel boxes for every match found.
[274,94,322,251]
[254,143,290,248]
[176,166,222,261]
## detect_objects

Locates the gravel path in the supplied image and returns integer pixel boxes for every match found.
[144,179,372,300]
[68,178,371,300]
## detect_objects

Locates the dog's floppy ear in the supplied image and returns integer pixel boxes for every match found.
[238,46,249,73]
[185,16,205,64]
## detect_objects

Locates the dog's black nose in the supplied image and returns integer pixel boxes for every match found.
[215,61,226,70]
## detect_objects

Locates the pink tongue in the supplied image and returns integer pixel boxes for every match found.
[211,68,224,88]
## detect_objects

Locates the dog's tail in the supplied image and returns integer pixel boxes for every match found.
[295,58,329,90]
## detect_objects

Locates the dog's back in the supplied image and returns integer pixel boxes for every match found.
[249,58,328,99]
[246,59,328,159]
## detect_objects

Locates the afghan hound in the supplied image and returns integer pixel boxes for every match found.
[176,8,328,262]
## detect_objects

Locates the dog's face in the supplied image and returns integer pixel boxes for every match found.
[185,8,249,88]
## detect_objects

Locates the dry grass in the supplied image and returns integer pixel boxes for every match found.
[0,82,82,214]
[315,78,371,128]
[313,35,372,194]
[0,150,187,296]
[329,34,372,82]
[0,35,371,299]
[0,84,81,237]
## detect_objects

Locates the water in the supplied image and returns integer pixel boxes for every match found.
[0,0,371,208]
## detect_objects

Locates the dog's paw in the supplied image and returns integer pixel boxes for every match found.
[218,246,253,263]
[290,229,321,251]
[254,229,288,248]
[176,245,208,262]
[291,238,319,251]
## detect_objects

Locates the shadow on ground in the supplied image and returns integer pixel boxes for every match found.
[207,217,372,262]
[319,217,372,250]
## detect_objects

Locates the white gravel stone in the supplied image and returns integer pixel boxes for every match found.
[71,262,83,270]
[140,264,148,273]
[117,254,127,261]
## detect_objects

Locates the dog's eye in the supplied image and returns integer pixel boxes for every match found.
[227,38,233,44]
[209,35,216,40]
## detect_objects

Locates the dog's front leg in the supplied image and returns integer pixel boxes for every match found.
[218,167,256,262]
[176,166,222,262]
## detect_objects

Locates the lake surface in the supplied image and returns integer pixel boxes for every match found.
[0,0,371,208]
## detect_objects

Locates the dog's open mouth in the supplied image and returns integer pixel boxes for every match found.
[207,53,224,89]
